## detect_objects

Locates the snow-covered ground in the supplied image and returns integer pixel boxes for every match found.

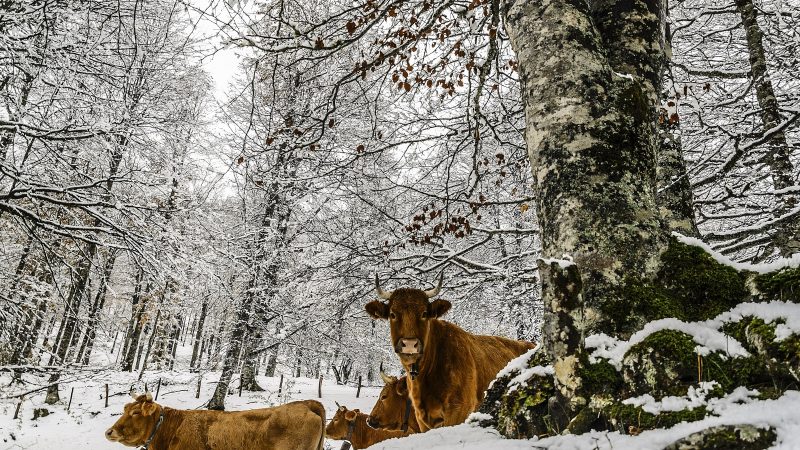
[0,372,381,450]
[3,370,800,449]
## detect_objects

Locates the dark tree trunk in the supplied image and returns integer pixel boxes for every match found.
[122,277,149,372]
[76,253,117,364]
[734,0,799,257]
[190,300,208,372]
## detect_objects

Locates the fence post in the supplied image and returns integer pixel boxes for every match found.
[67,388,75,412]
[155,378,162,401]
[105,384,109,408]
[278,374,284,396]
[238,379,243,397]
[356,376,362,398]
[13,396,23,419]
[195,375,202,399]
[318,375,323,398]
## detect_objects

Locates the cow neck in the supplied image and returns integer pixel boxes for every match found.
[414,319,446,379]
[141,407,176,450]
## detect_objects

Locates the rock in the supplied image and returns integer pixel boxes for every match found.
[32,408,50,420]
[664,424,776,450]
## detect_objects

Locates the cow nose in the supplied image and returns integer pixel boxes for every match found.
[105,428,115,440]
[367,417,379,429]
[395,338,422,354]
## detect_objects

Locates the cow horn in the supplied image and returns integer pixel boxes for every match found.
[424,272,443,298]
[130,391,139,400]
[375,274,391,300]
[379,362,395,384]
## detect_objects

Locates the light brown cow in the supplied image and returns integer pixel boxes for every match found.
[366,275,535,431]
[325,405,408,449]
[366,372,419,433]
[105,393,325,450]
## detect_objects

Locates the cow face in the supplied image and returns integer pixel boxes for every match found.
[366,274,451,365]
[367,374,410,430]
[325,404,359,440]
[105,393,161,447]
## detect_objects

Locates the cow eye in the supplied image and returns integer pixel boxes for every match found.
[389,312,397,320]
[381,395,387,400]
[421,311,428,319]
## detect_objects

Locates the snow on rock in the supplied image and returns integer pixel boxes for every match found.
[622,382,759,415]
[672,232,800,273]
[495,345,540,379]
[586,318,749,370]
[707,301,800,341]
[371,390,800,450]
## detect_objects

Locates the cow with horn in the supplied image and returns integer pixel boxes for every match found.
[365,274,535,431]
[366,365,418,433]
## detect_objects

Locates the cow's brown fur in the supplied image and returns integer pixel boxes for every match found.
[367,375,419,433]
[106,394,325,450]
[325,406,408,449]
[366,287,535,431]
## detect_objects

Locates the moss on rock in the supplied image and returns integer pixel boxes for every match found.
[722,317,800,391]
[478,348,556,438]
[595,238,750,337]
[603,403,709,434]
[664,424,777,450]
[755,267,800,302]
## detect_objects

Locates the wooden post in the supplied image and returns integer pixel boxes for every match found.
[13,396,23,420]
[278,374,284,396]
[67,388,75,412]
[105,384,109,408]
[238,379,243,397]
[356,375,362,398]
[318,375,323,398]
[195,375,202,399]
[155,378,162,401]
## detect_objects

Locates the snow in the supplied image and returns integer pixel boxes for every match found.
[495,345,539,379]
[0,372,381,450]
[585,318,749,370]
[368,390,800,449]
[586,301,800,370]
[672,232,800,274]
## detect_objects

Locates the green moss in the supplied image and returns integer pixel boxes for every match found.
[664,424,777,450]
[604,402,708,433]
[595,238,750,336]
[623,329,698,396]
[657,238,749,319]
[755,267,800,302]
[722,317,800,391]
[579,357,623,395]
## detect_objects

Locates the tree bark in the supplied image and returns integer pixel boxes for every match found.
[76,253,117,364]
[190,299,208,372]
[734,0,799,257]
[503,0,669,420]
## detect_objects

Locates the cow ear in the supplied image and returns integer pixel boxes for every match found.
[344,410,357,422]
[365,300,389,320]
[428,299,451,318]
[141,401,158,417]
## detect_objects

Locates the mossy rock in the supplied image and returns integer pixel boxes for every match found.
[603,402,709,434]
[755,267,800,302]
[621,329,771,397]
[595,238,750,337]
[664,424,776,450]
[722,317,800,391]
[579,356,623,396]
[478,349,555,438]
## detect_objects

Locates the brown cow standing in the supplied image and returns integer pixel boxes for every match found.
[365,275,535,431]
[366,372,419,433]
[106,393,325,450]
[325,405,408,449]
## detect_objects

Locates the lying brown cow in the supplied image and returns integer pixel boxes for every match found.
[106,393,325,450]
[366,274,535,431]
[367,371,419,433]
[325,404,408,449]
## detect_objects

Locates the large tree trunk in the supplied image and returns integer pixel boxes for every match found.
[503,0,669,423]
[734,0,799,258]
